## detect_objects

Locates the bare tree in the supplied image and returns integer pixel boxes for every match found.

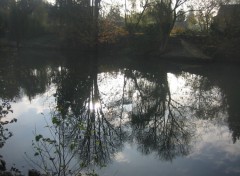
[127,0,189,52]
[189,0,231,33]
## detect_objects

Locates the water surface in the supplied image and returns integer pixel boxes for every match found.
[0,50,240,176]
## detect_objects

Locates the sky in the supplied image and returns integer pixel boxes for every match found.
[46,0,123,5]
[46,0,141,15]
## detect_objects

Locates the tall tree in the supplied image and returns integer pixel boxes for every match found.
[8,0,50,47]
[126,0,189,52]
[189,0,231,33]
[186,10,197,30]
[147,0,189,52]
[94,0,101,49]
[54,0,103,48]
[0,0,15,37]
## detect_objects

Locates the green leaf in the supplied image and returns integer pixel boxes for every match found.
[80,162,87,168]
[79,124,85,130]
[101,164,107,168]
[52,117,61,126]
[35,135,43,142]
[70,142,76,150]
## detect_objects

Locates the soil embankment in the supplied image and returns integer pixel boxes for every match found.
[160,37,213,63]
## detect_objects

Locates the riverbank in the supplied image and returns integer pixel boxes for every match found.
[158,37,212,63]
[0,35,239,64]
[181,35,240,63]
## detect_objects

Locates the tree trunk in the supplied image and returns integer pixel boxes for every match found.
[159,10,177,54]
[94,0,100,52]
[159,35,169,54]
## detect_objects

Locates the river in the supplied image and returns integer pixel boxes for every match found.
[0,49,240,176]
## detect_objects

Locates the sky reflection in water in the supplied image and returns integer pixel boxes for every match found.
[0,60,240,176]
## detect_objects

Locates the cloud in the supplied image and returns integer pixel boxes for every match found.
[115,152,129,163]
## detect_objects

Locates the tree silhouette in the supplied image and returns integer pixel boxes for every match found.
[125,69,194,161]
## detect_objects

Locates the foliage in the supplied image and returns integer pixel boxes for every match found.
[0,99,16,148]
[171,26,186,35]
[188,0,232,33]
[147,2,173,40]
[0,0,14,37]
[1,0,237,54]
[211,3,240,38]
[56,0,95,48]
[7,0,50,46]
[186,11,197,29]
[1,0,188,52]
[99,20,128,44]
[99,6,128,44]
[26,114,84,176]
[124,0,189,52]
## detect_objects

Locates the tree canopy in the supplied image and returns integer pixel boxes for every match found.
[0,0,239,53]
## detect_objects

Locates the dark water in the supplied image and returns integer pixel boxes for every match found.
[0,49,240,176]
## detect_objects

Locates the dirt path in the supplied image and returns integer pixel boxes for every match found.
[160,37,212,62]
[180,39,211,60]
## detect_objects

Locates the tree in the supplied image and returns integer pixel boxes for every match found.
[189,0,231,33]
[125,0,189,53]
[53,0,102,48]
[234,0,240,3]
[176,9,186,22]
[186,11,197,30]
[99,6,127,44]
[54,0,93,47]
[0,0,14,37]
[8,0,50,47]
[125,69,194,160]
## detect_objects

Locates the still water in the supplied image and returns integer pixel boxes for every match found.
[0,50,240,176]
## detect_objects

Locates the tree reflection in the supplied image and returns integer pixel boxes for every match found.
[181,73,227,120]
[29,58,124,175]
[33,63,228,171]
[126,70,194,161]
[0,51,68,102]
[0,53,20,100]
[1,50,239,173]
[212,67,240,143]
[44,58,124,170]
[0,53,18,173]
[18,66,50,101]
[0,53,18,147]
[175,71,240,144]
